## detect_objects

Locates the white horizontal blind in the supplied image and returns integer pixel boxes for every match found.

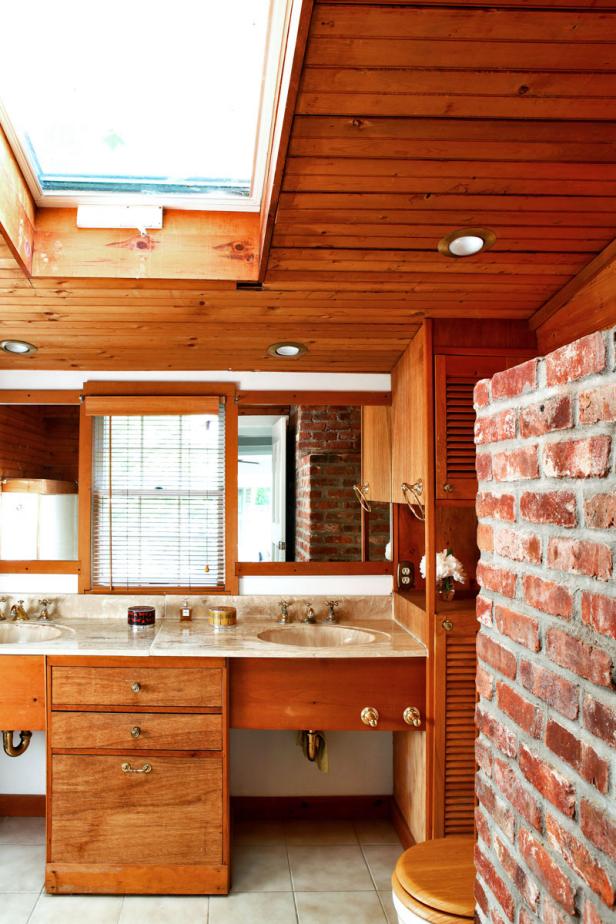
[91,406,226,588]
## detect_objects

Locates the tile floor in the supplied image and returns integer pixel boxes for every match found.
[0,815,402,923]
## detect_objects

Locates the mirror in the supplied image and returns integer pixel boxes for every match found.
[0,403,80,561]
[238,404,391,563]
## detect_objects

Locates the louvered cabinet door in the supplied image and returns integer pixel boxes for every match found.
[433,608,478,838]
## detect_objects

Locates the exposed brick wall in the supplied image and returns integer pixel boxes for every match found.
[474,329,616,924]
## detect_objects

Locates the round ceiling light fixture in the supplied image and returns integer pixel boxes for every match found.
[267,342,308,358]
[438,227,496,258]
[0,339,38,355]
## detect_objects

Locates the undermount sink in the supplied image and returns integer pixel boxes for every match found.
[0,622,63,644]
[257,624,380,648]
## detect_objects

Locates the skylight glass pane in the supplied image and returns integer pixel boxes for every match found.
[0,0,272,200]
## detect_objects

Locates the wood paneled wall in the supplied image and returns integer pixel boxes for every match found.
[0,405,79,482]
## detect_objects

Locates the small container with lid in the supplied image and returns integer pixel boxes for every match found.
[208,605,237,632]
[127,605,156,629]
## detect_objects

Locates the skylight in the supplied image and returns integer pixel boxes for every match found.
[0,1,287,210]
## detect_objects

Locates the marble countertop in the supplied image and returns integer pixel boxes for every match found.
[0,616,426,659]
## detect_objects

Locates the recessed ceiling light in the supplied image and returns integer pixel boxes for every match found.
[267,342,308,358]
[0,339,37,355]
[438,228,496,258]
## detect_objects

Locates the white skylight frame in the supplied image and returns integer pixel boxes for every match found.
[0,0,293,213]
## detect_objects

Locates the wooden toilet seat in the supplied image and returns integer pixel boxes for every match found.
[392,835,475,923]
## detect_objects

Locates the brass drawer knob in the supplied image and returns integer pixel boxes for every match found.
[131,726,141,739]
[443,483,454,493]
[361,706,379,728]
[121,762,152,775]
[131,682,141,693]
[442,619,454,632]
[403,707,422,728]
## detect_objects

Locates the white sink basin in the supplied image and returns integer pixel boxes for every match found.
[257,625,379,648]
[0,622,63,644]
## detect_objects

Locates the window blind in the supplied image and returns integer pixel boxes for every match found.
[91,405,226,588]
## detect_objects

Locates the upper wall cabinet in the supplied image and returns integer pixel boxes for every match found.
[391,329,427,506]
[361,405,392,505]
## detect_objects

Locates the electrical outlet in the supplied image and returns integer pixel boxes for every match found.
[396,560,414,589]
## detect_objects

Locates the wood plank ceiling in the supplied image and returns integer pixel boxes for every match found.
[2,0,616,372]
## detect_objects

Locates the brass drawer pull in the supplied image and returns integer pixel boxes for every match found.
[121,761,152,775]
[131,726,141,739]
[443,483,454,493]
[442,619,454,632]
[403,706,422,728]
[131,682,141,693]
[361,706,379,728]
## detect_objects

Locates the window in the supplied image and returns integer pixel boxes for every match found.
[0,1,291,209]
[89,399,229,589]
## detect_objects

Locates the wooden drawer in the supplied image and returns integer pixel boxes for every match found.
[50,711,223,751]
[49,753,223,865]
[51,666,222,709]
[230,658,426,731]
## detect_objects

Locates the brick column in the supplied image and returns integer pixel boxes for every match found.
[474,330,616,924]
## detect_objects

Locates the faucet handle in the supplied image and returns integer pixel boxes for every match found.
[325,600,340,623]
[38,599,52,621]
[278,600,291,624]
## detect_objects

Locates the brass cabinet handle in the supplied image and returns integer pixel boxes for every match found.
[442,618,454,632]
[131,682,141,693]
[361,706,379,728]
[121,761,151,775]
[131,726,141,739]
[353,483,371,513]
[443,483,454,493]
[403,706,422,728]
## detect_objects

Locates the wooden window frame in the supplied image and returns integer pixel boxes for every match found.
[79,382,238,595]
[236,390,393,577]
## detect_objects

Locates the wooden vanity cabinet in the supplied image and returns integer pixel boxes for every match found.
[45,656,229,896]
[0,655,45,730]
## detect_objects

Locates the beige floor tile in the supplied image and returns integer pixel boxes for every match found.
[0,816,45,846]
[362,846,403,891]
[288,845,374,893]
[296,891,387,923]
[119,895,209,923]
[29,894,123,924]
[231,844,292,892]
[0,892,40,924]
[209,892,297,924]
[0,845,44,892]
[233,820,286,846]
[285,820,358,846]
[354,820,402,847]
[378,890,398,924]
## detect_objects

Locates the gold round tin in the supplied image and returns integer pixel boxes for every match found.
[208,605,237,631]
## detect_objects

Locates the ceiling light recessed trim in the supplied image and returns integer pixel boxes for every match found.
[0,339,37,355]
[267,341,308,358]
[438,227,496,258]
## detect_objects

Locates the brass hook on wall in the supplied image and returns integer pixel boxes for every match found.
[2,730,32,757]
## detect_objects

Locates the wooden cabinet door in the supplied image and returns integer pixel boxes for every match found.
[361,405,392,503]
[0,655,45,730]
[392,329,427,505]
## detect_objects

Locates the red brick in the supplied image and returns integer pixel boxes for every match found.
[519,662,579,721]
[476,492,516,522]
[477,595,494,628]
[583,899,606,924]
[547,536,612,581]
[581,591,616,641]
[543,435,611,479]
[497,681,543,738]
[476,738,493,776]
[477,664,494,700]
[476,706,518,758]
[492,359,538,400]
[475,805,492,846]
[477,563,517,598]
[493,757,542,831]
[477,634,517,680]
[475,876,489,917]
[545,721,608,794]
[519,744,576,816]
[584,492,616,530]
[477,522,494,552]
[518,827,576,914]
[546,331,606,386]
[520,490,577,529]
[542,899,571,924]
[583,694,616,747]
[475,408,516,445]
[474,845,515,921]
[547,626,614,687]
[476,777,515,842]
[495,526,542,564]
[474,378,491,408]
[522,574,573,619]
[579,382,616,424]
[495,604,540,651]
[520,395,573,438]
[580,800,616,864]
[494,835,540,912]
[493,446,540,482]
[546,813,615,907]
[476,451,493,482]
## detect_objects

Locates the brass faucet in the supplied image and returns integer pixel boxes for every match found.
[9,600,29,621]
[302,603,316,624]
[38,599,52,621]
[277,600,291,625]
[325,600,340,624]
[0,597,7,621]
